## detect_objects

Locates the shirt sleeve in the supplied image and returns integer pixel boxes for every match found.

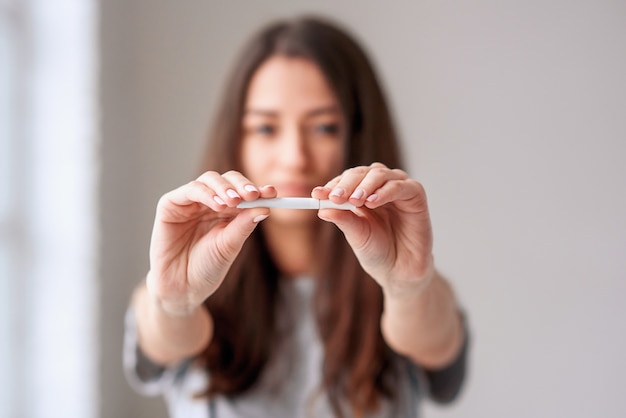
[122,307,192,397]
[422,312,470,404]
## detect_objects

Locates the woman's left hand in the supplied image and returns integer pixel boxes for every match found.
[312,162,435,296]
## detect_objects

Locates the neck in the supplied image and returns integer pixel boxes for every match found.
[261,218,318,278]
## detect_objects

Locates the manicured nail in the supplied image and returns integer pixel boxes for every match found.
[226,189,241,199]
[244,184,259,193]
[253,214,269,223]
[213,195,226,205]
[350,188,365,200]
[329,187,345,198]
[366,193,378,202]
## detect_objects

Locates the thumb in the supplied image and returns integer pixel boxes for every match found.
[317,209,370,251]
[191,208,270,291]
[219,209,270,257]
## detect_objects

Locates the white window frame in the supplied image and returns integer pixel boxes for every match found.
[0,0,99,417]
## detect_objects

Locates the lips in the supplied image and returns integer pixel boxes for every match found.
[273,183,316,197]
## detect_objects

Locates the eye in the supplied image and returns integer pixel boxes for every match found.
[313,123,341,136]
[254,124,276,136]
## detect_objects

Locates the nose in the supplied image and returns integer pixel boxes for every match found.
[278,125,309,170]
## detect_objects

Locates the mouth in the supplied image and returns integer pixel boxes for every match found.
[273,183,316,197]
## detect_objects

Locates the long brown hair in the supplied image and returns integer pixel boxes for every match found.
[198,16,405,417]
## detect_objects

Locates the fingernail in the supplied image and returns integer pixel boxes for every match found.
[350,188,365,200]
[226,189,241,199]
[329,187,345,198]
[213,195,226,205]
[244,184,259,193]
[253,214,269,223]
[366,193,378,202]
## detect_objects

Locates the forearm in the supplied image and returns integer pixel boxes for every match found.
[132,282,213,366]
[381,271,463,369]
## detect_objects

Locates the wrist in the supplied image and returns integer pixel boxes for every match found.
[382,258,436,302]
[132,280,213,364]
[144,272,201,318]
[151,294,200,318]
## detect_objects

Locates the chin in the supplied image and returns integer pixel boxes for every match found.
[269,207,318,225]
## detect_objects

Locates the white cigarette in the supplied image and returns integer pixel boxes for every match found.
[236,197,355,210]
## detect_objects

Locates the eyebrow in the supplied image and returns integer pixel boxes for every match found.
[243,105,341,118]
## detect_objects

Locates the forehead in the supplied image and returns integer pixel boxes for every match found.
[245,56,339,113]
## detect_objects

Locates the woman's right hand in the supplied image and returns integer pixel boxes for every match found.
[146,171,275,316]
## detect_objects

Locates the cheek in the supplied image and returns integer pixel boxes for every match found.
[316,141,346,177]
[240,140,273,181]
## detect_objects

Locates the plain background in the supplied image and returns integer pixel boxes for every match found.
[99,1,626,417]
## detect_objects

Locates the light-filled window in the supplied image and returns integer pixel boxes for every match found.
[0,0,98,417]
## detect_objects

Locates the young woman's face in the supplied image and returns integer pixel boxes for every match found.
[240,55,347,223]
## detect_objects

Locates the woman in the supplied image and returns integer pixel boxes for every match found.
[125,15,469,418]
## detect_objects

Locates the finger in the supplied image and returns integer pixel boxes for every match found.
[187,207,270,290]
[311,185,332,199]
[320,173,343,191]
[158,180,224,215]
[221,170,263,200]
[255,184,277,199]
[234,185,279,211]
[326,166,371,201]
[326,165,407,206]
[348,167,408,206]
[195,171,242,207]
[364,178,427,211]
[317,208,371,251]
[317,163,390,192]
[317,168,367,201]
[213,207,271,258]
[233,207,271,227]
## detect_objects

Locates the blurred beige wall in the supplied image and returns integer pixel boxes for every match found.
[99,1,626,417]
